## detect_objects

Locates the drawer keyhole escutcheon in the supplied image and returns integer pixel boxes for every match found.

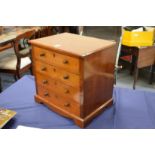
[40,53,45,57]
[64,102,70,107]
[63,75,69,80]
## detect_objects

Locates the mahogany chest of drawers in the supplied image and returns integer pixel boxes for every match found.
[30,33,116,128]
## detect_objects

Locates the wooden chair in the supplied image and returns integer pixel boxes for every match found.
[0,43,13,52]
[0,30,35,81]
[0,43,13,92]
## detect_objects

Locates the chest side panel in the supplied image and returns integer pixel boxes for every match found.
[83,45,117,117]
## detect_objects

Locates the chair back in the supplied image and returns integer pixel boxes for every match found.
[13,30,35,58]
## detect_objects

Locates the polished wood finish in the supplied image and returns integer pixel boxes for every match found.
[83,45,116,117]
[33,46,53,64]
[30,33,116,128]
[33,46,80,74]
[36,73,81,102]
[30,33,115,57]
[37,84,80,116]
[35,60,80,87]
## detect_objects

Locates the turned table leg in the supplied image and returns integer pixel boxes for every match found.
[133,49,139,90]
[0,76,2,92]
[149,64,155,84]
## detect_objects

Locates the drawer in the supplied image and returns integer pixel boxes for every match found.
[35,60,80,88]
[37,84,52,101]
[37,85,80,116]
[50,65,80,88]
[33,46,80,74]
[36,73,52,87]
[51,91,80,116]
[33,46,52,64]
[35,60,52,76]
[52,52,80,74]
[36,73,81,102]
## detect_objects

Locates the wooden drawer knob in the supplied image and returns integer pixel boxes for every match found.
[40,53,45,57]
[64,89,69,94]
[63,75,69,80]
[41,67,47,71]
[42,80,48,84]
[44,92,49,97]
[64,102,70,107]
[63,59,69,64]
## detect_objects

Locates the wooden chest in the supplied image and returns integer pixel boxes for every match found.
[30,33,116,128]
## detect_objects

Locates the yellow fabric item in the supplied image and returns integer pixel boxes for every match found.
[122,28,155,47]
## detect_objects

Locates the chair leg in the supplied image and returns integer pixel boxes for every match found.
[15,70,21,80]
[0,77,2,92]
[133,67,138,90]
[16,73,21,79]
[132,49,139,89]
[14,75,17,81]
[149,65,155,84]
[133,56,138,89]
[30,67,33,75]
[130,56,135,75]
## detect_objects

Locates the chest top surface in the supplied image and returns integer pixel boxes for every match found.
[30,33,116,57]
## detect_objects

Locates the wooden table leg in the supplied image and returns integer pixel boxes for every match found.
[149,64,155,84]
[0,76,2,92]
[133,50,139,89]
[133,67,138,89]
[130,54,136,75]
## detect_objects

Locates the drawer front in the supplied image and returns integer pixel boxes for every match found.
[52,92,80,116]
[50,65,80,88]
[37,85,80,116]
[33,46,80,74]
[36,73,52,86]
[35,60,80,88]
[36,73,81,102]
[52,52,80,74]
[37,84,52,101]
[35,60,51,76]
[33,46,52,64]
